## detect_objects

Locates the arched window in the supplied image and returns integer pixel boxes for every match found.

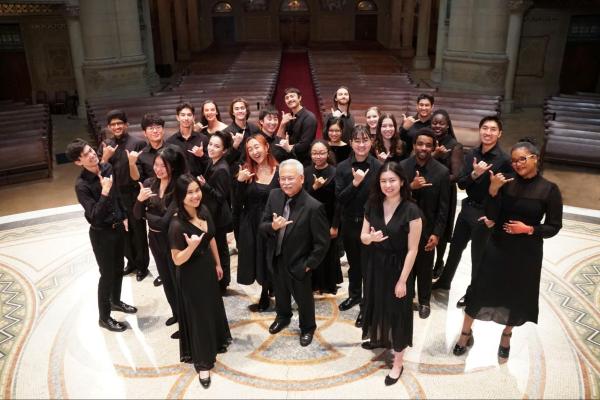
[280,0,309,12]
[356,0,377,12]
[213,1,233,13]
[243,0,269,12]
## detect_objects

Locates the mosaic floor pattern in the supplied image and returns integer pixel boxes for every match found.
[0,207,599,399]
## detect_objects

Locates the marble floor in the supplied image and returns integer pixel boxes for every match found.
[0,201,599,399]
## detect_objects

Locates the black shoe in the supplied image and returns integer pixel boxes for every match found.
[257,289,270,311]
[299,331,314,347]
[418,304,431,319]
[123,263,136,276]
[153,277,162,287]
[268,319,290,334]
[136,269,149,282]
[498,332,512,359]
[432,263,445,280]
[99,317,127,332]
[170,330,180,339]
[456,296,466,308]
[453,330,474,356]
[338,297,361,311]
[199,373,211,389]
[361,341,383,350]
[111,301,137,314]
[384,366,403,386]
[432,280,450,291]
[165,316,177,326]
[355,311,364,327]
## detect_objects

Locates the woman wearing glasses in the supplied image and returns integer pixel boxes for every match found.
[453,138,563,360]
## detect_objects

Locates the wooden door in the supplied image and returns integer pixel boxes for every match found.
[0,51,31,102]
[559,42,600,94]
[279,16,310,46]
[213,16,236,44]
[355,14,377,41]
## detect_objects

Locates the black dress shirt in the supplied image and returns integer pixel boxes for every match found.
[75,163,126,228]
[136,143,164,183]
[400,116,431,156]
[165,130,209,176]
[458,143,513,205]
[335,154,382,220]
[284,107,317,165]
[223,121,261,166]
[98,133,145,190]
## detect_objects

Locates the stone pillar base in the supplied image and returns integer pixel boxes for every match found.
[431,68,442,82]
[413,55,431,69]
[83,58,150,98]
[441,51,508,94]
[501,99,515,113]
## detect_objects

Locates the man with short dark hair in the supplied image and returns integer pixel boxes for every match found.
[166,102,209,176]
[67,138,137,332]
[433,116,513,308]
[400,128,450,319]
[277,87,317,166]
[136,113,167,184]
[400,93,435,155]
[99,110,149,281]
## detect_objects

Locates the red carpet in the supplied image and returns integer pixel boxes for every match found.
[273,51,323,136]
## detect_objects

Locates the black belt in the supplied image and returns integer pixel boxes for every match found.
[90,221,124,231]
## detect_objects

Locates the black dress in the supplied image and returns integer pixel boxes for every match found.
[362,200,422,352]
[234,170,279,285]
[329,144,351,165]
[168,208,232,370]
[465,174,563,326]
[304,164,342,294]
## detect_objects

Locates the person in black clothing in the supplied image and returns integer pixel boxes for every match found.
[365,106,381,138]
[304,140,342,295]
[277,87,317,166]
[136,113,166,186]
[400,93,434,155]
[67,138,137,333]
[169,174,231,388]
[453,139,562,359]
[134,145,187,338]
[99,110,150,281]
[166,102,209,176]
[260,159,330,347]
[234,134,280,311]
[199,131,234,294]
[430,110,465,279]
[433,116,513,308]
[373,113,406,163]
[335,125,382,327]
[323,117,351,164]
[322,86,355,143]
[223,97,261,166]
[400,129,450,319]
[199,99,229,135]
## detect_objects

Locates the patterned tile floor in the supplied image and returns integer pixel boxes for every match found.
[0,204,599,399]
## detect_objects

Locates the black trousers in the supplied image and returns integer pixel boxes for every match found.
[410,241,435,306]
[341,217,367,304]
[119,187,150,272]
[148,230,178,318]
[437,202,492,291]
[273,256,316,334]
[215,226,231,290]
[89,226,124,321]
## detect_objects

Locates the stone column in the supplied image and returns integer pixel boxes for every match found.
[140,0,160,90]
[413,0,432,69]
[64,3,87,117]
[502,0,533,113]
[80,0,149,98]
[389,0,403,49]
[173,0,190,61]
[431,0,449,82]
[442,0,509,94]
[400,0,415,57]
[187,0,202,52]
[157,0,175,66]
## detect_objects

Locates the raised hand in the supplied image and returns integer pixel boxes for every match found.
[183,232,205,247]
[351,167,369,187]
[369,226,389,243]
[312,174,327,190]
[472,157,493,178]
[433,144,450,158]
[188,144,204,158]
[410,170,433,190]
[377,151,390,162]
[402,114,416,129]
[193,122,206,132]
[126,149,143,165]
[331,107,343,118]
[271,212,293,231]
[137,181,157,202]
[489,169,514,193]
[276,134,293,153]
[280,111,296,126]
[503,220,532,235]
[102,143,118,161]
[100,174,113,196]
[237,165,255,182]
[197,175,206,187]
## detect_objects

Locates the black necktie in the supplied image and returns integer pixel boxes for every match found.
[275,198,291,256]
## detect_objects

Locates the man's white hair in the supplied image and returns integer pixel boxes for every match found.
[279,159,304,175]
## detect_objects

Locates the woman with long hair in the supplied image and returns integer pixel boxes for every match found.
[133,144,187,338]
[373,113,405,163]
[365,106,380,138]
[199,100,228,135]
[169,174,232,388]
[234,134,280,311]
[360,161,422,386]
[323,116,351,164]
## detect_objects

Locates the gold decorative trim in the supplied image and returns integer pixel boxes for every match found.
[0,3,61,16]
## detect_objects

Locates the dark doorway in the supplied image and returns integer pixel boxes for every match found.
[355,15,377,41]
[213,16,235,44]
[279,16,310,46]
[0,51,31,102]
[559,43,600,94]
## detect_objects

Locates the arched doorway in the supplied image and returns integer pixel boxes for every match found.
[279,0,310,46]
[212,2,235,44]
[355,0,378,41]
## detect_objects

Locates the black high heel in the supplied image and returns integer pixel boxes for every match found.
[498,331,512,359]
[199,372,211,389]
[453,330,474,356]
[384,366,404,386]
